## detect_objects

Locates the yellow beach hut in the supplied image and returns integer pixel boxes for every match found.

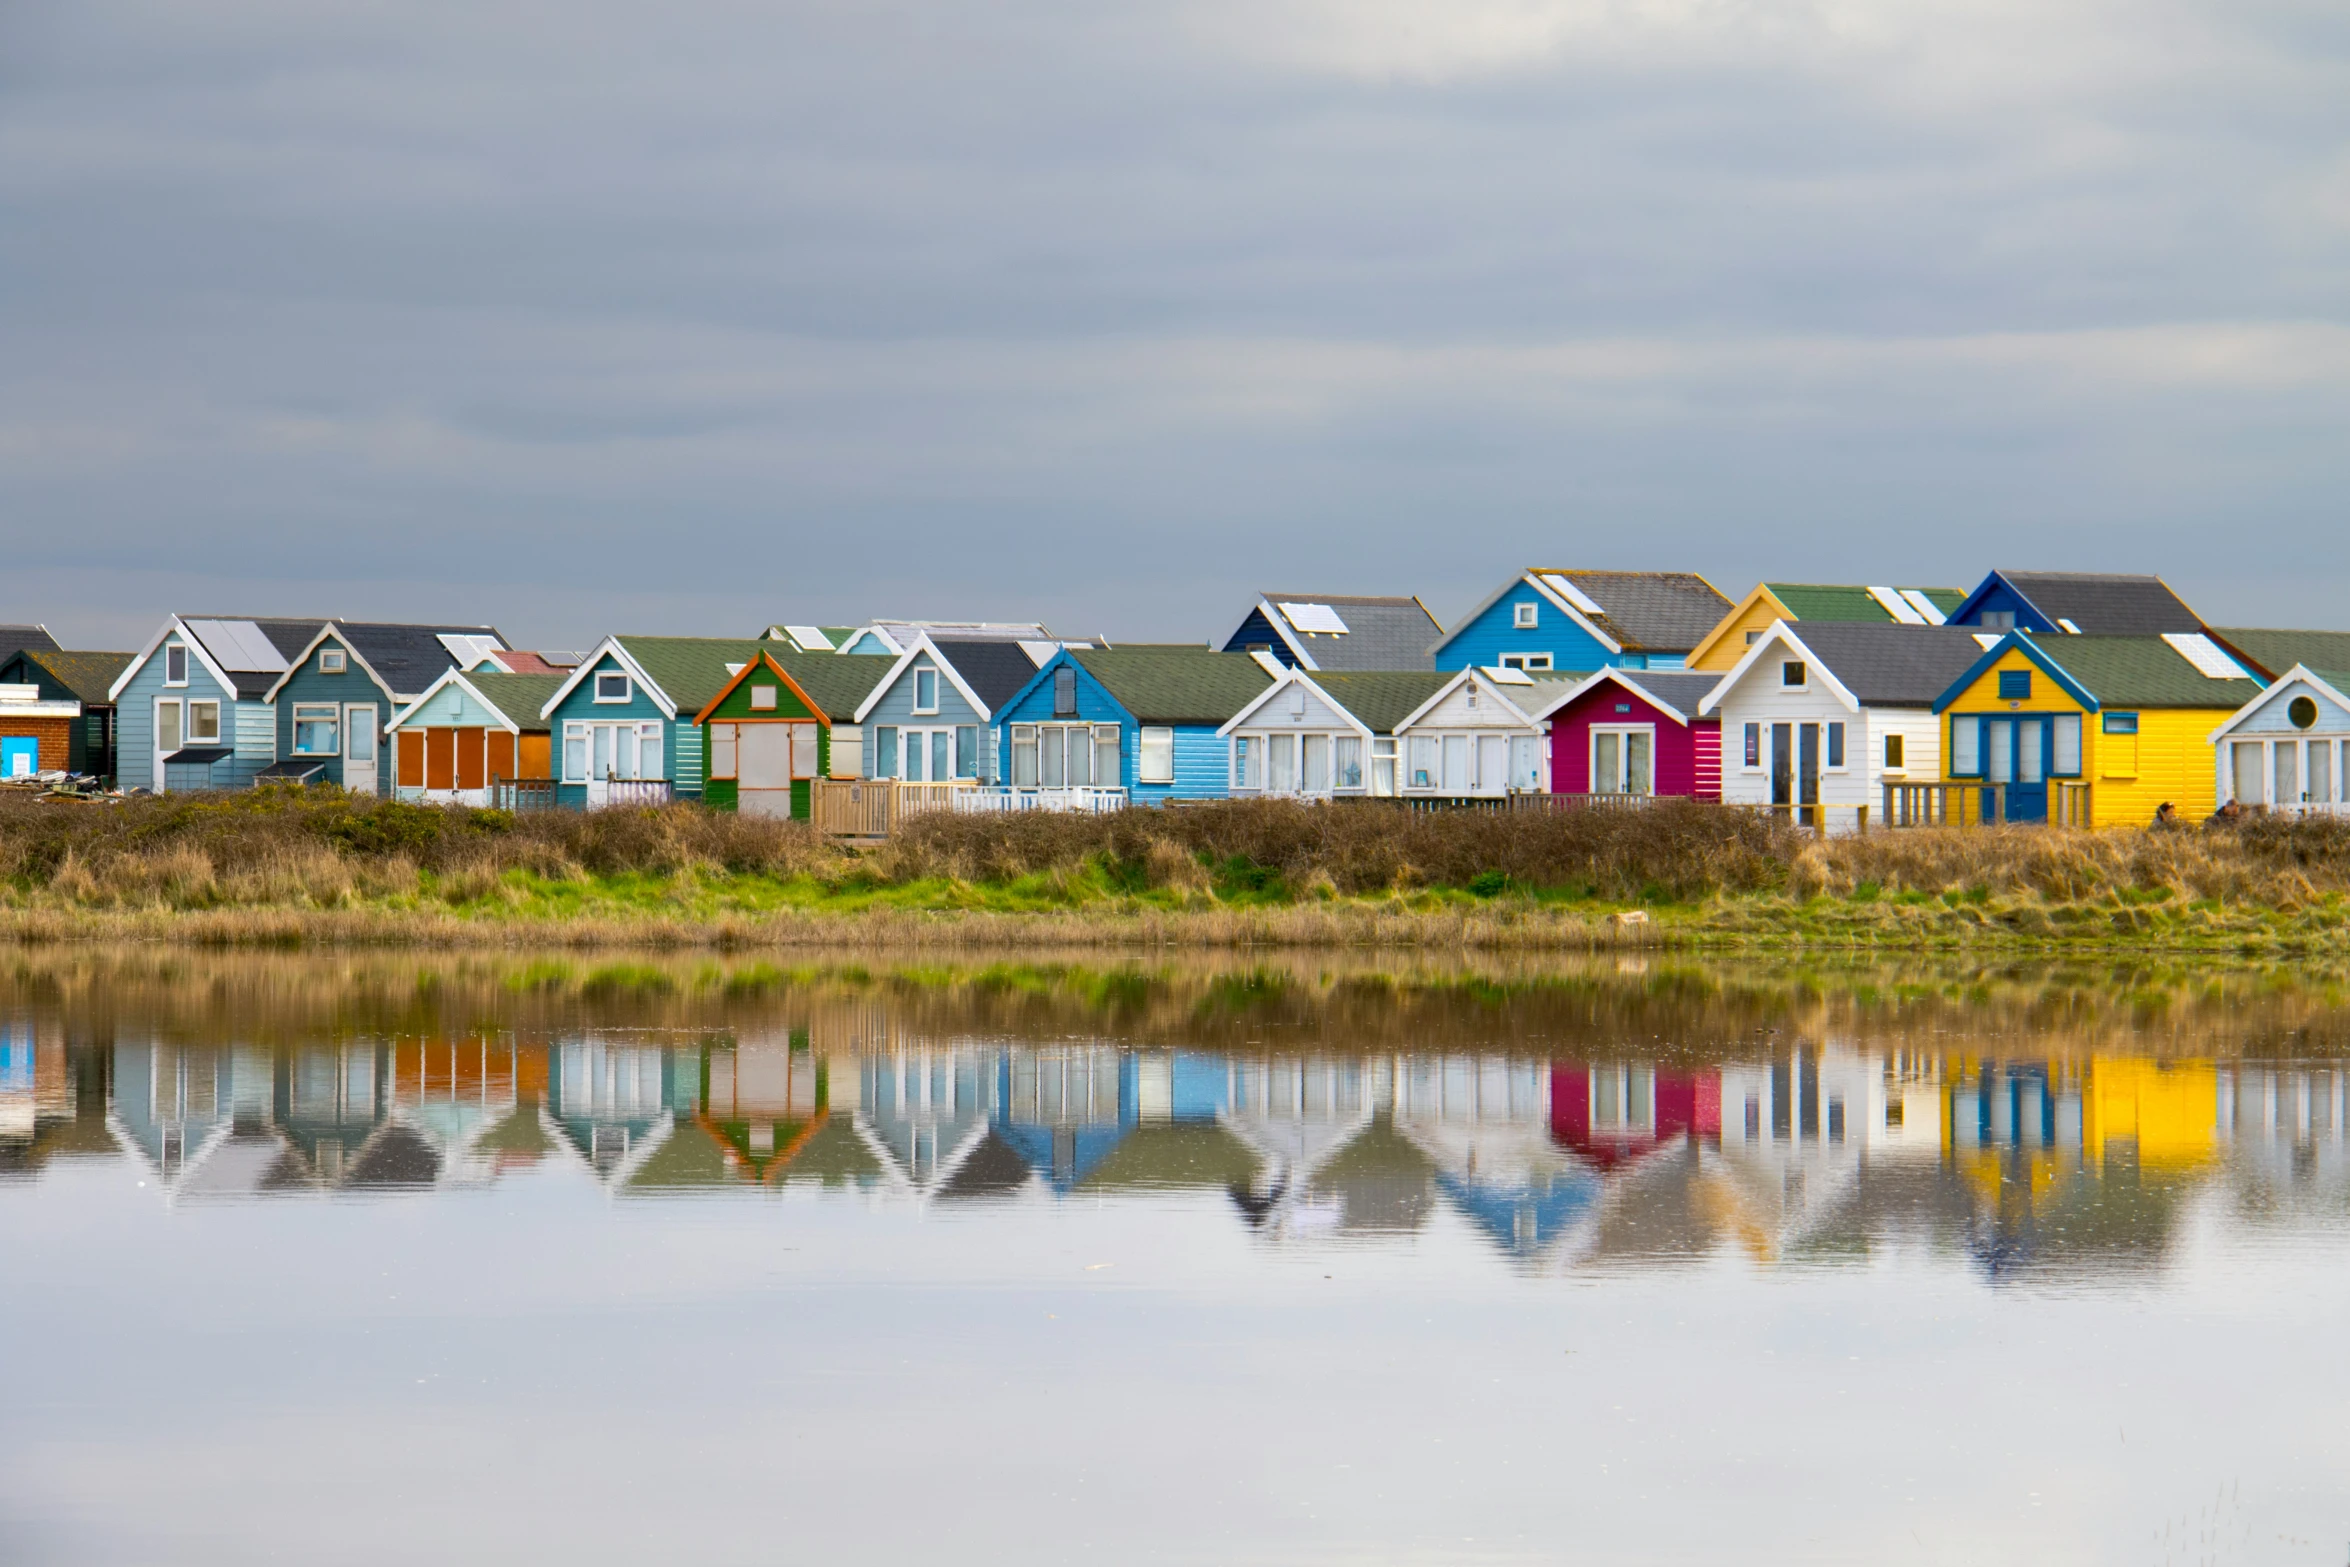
[1930,631,2261,826]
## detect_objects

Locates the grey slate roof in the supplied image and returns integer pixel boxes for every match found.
[1594,669,1723,717]
[1999,573,2202,634]
[0,625,59,661]
[1545,571,1733,654]
[1252,593,1442,672]
[332,622,508,698]
[1072,647,1274,726]
[181,617,330,699]
[2207,628,2350,684]
[1783,623,1999,707]
[930,639,1047,713]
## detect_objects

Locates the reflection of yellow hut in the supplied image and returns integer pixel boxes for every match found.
[1942,1055,2217,1211]
[2083,1058,2217,1172]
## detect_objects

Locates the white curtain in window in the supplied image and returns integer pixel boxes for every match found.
[1335,737,1362,790]
[1302,735,1330,792]
[1442,736,1468,792]
[1267,734,1296,792]
[1094,726,1119,786]
[1407,736,1437,790]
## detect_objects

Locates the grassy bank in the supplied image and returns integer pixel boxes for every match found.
[2,788,2348,951]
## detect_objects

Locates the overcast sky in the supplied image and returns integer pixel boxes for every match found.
[4,0,2346,652]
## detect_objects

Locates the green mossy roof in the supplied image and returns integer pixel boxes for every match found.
[462,672,566,729]
[1765,584,1966,622]
[1071,647,1274,725]
[612,637,774,714]
[764,649,897,722]
[2209,629,2350,683]
[2036,635,2262,709]
[1305,671,1456,733]
[12,649,135,704]
[1076,1122,1265,1190]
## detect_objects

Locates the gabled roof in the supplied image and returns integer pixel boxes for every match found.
[1392,667,1547,732]
[265,621,507,703]
[0,625,59,660]
[390,668,565,732]
[145,616,330,700]
[1950,571,2203,634]
[1293,671,1454,734]
[539,635,771,720]
[1064,647,1274,726]
[1433,569,1731,659]
[1930,632,2261,714]
[930,639,1050,713]
[1224,592,1443,672]
[1529,667,1722,725]
[690,650,825,726]
[762,647,895,722]
[760,624,863,653]
[2,648,134,704]
[2206,628,2350,684]
[1747,623,1995,709]
[2210,666,2350,743]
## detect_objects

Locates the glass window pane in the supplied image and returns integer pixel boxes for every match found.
[2234,742,2263,804]
[1628,732,1652,794]
[1263,734,1291,791]
[932,731,950,782]
[1095,728,1119,787]
[1335,737,1362,790]
[1408,737,1436,789]
[1951,719,1979,775]
[1986,721,2012,784]
[1012,729,1036,787]
[1300,735,1330,793]
[957,727,979,780]
[2018,721,2043,784]
[158,702,182,753]
[1041,727,1065,786]
[1825,722,1844,769]
[640,724,661,780]
[1442,735,1467,792]
[2310,742,2332,805]
[2053,713,2082,775]
[1140,727,1174,784]
[2277,742,2300,804]
[1235,736,1256,789]
[876,727,899,778]
[1372,754,1395,795]
[1595,733,1620,793]
[564,728,586,782]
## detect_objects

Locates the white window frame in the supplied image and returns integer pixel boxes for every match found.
[593,671,632,704]
[1371,737,1397,796]
[1499,653,1552,671]
[319,647,346,675]
[164,643,189,688]
[912,667,940,716]
[154,698,182,761]
[1588,724,1656,796]
[1513,602,1539,629]
[1139,726,1175,785]
[292,703,342,756]
[1011,724,1038,787]
[186,700,223,745]
[749,685,777,711]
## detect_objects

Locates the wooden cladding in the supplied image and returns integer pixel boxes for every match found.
[394,727,531,792]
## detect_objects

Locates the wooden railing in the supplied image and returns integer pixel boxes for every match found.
[2051,780,2094,827]
[490,778,560,813]
[592,778,672,809]
[811,779,979,842]
[953,786,1127,816]
[1880,782,2003,828]
[1511,792,1656,813]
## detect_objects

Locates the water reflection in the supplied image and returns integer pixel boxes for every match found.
[12,960,2350,1286]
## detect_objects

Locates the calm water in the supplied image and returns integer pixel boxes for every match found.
[7,951,2350,1566]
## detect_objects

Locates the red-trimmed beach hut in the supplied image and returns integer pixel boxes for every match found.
[1529,667,1722,801]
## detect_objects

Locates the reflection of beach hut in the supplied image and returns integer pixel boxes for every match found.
[1548,1062,1721,1171]
[547,1038,686,1179]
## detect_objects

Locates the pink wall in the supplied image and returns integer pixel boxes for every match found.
[1548,684,1720,800]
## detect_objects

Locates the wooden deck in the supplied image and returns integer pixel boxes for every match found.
[811,779,977,842]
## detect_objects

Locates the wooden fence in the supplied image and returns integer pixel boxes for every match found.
[490,778,560,813]
[810,779,977,842]
[1880,782,2003,828]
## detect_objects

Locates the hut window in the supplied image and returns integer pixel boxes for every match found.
[594,672,631,704]
[1335,737,1363,790]
[1371,738,1397,795]
[164,644,188,686]
[1883,733,1904,769]
[1232,737,1258,789]
[2101,711,2138,734]
[1950,718,1981,776]
[1744,631,1762,645]
[1500,653,1552,671]
[1128,727,1170,784]
[1408,736,1438,790]
[1780,661,1806,689]
[750,686,777,712]
[1980,610,2017,631]
[1010,726,1037,787]
[913,668,939,715]
[874,727,899,778]
[956,726,979,780]
[710,723,737,779]
[1743,723,1761,768]
[1826,722,1845,769]
[319,648,346,675]
[1053,667,1078,717]
[1094,725,1121,785]
[564,723,587,781]
[1998,670,2032,700]
[293,704,340,754]
[2289,696,2319,731]
[187,702,221,744]
[1514,602,1538,629]
[156,701,181,756]
[2053,713,2082,775]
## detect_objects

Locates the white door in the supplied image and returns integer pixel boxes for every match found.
[739,723,794,816]
[343,705,379,795]
[153,698,183,791]
[1476,736,1508,795]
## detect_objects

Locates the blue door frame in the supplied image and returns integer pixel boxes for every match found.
[1965,714,2054,822]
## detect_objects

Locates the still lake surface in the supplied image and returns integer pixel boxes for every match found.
[6,949,2350,1566]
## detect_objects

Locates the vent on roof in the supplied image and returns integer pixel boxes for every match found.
[1867,586,1926,625]
[1899,589,1948,625]
[1485,664,1534,685]
[1277,602,1349,635]
[2056,618,2083,635]
[436,633,506,667]
[783,625,832,651]
[1973,633,2004,651]
[539,651,585,668]
[184,619,290,673]
[1537,573,1606,617]
[2163,632,2249,679]
[724,663,747,677]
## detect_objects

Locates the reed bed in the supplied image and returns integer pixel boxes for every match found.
[0,788,2346,950]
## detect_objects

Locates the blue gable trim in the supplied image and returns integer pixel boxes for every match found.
[1946,571,2060,633]
[1222,606,1299,666]
[1432,575,1628,674]
[1930,632,2102,715]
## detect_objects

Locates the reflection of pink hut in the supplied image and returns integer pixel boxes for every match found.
[1527,668,1722,802]
[1549,1062,1722,1170]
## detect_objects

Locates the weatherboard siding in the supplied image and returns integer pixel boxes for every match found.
[115,639,241,792]
[862,656,997,783]
[2230,677,2350,736]
[1435,587,1623,674]
[546,649,681,809]
[1545,686,1716,800]
[273,652,398,793]
[1222,607,1294,664]
[1691,598,1788,673]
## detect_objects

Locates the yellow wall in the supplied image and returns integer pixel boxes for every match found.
[1689,589,1791,672]
[2081,1057,2217,1172]
[1940,647,2232,827]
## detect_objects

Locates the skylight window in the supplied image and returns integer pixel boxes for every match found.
[1899,590,1948,625]
[1537,573,1606,616]
[2056,618,2083,635]
[1867,586,1925,625]
[2163,632,2250,679]
[1277,602,1349,635]
[784,625,832,651]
